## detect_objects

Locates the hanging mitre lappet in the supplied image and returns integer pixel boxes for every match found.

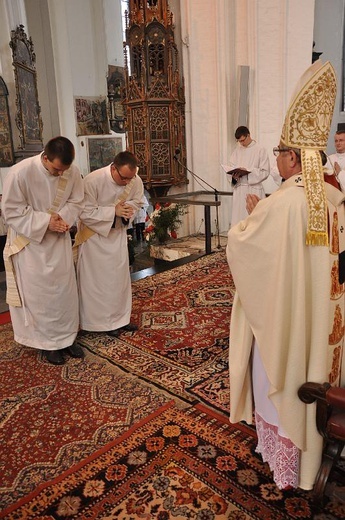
[280,60,337,246]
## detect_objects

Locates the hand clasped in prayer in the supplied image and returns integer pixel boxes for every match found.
[49,213,69,233]
[115,202,134,219]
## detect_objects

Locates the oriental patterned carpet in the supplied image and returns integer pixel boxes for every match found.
[0,322,174,513]
[3,402,345,519]
[2,251,345,519]
[78,251,234,415]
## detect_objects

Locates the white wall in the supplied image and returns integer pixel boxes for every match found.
[24,0,60,141]
[179,0,315,234]
[314,0,345,154]
[104,0,124,67]
[21,0,123,171]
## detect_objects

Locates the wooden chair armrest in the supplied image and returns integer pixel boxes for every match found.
[298,381,330,404]
[298,382,331,440]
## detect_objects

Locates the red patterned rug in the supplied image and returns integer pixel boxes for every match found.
[0,323,175,512]
[3,402,345,520]
[78,251,233,414]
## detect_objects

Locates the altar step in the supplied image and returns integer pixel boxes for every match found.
[131,233,228,281]
[149,233,228,262]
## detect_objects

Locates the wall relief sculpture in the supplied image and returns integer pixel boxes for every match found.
[107,65,126,134]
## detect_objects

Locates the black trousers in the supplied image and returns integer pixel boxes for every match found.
[135,223,145,241]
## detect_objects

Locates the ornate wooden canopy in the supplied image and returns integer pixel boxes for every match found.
[123,0,187,196]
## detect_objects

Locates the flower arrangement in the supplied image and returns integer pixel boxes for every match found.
[145,203,188,244]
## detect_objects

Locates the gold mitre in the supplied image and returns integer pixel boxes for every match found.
[281,60,337,246]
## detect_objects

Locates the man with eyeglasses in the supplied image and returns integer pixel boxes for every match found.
[227,61,344,491]
[2,136,85,365]
[225,126,270,227]
[76,150,145,337]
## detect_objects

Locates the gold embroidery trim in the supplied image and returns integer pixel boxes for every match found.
[302,149,329,247]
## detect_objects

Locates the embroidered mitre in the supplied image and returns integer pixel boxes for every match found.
[280,60,337,246]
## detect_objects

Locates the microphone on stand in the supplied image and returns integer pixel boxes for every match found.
[173,148,181,161]
[173,149,219,194]
[173,148,222,249]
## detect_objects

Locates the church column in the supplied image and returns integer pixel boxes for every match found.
[179,0,235,233]
[180,0,315,234]
[234,0,315,191]
[46,0,76,142]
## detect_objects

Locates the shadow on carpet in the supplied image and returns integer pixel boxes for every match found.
[3,402,345,520]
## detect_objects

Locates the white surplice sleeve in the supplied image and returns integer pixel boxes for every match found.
[2,168,51,243]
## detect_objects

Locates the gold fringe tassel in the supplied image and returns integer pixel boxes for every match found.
[306,231,329,247]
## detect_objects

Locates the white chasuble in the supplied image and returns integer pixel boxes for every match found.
[227,175,345,490]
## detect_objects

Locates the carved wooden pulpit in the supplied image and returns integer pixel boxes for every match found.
[122,0,187,197]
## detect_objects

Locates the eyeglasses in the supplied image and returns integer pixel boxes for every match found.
[273,147,292,157]
[113,164,136,181]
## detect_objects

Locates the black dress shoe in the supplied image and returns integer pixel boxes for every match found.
[106,329,121,338]
[64,343,85,358]
[44,350,65,365]
[122,323,138,332]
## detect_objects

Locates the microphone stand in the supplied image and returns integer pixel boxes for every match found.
[173,153,222,250]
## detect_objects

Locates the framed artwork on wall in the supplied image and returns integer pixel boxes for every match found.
[107,65,126,133]
[16,65,42,143]
[74,97,110,136]
[87,137,123,172]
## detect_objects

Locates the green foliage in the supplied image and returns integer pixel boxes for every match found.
[145,203,188,244]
